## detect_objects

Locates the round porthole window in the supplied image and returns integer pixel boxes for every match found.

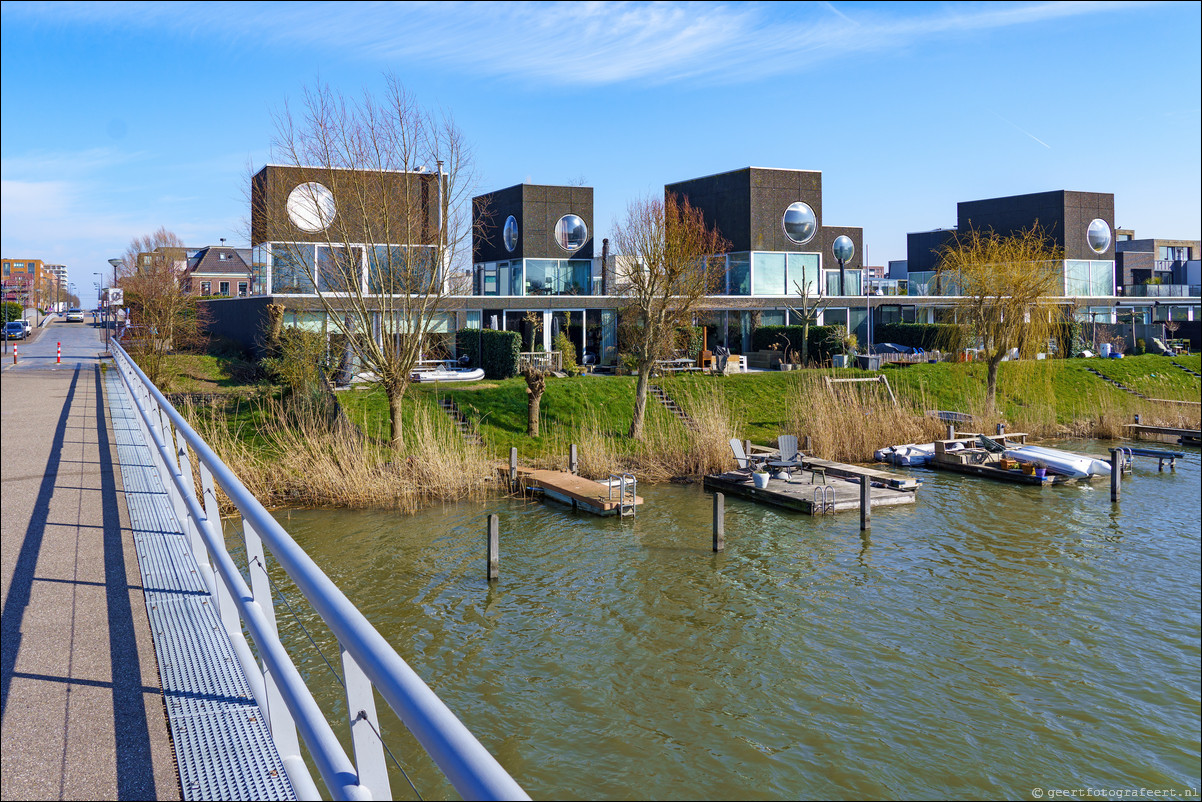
[286,182,336,232]
[1087,218,1111,254]
[503,216,519,252]
[555,214,588,252]
[782,202,817,245]
[832,235,855,263]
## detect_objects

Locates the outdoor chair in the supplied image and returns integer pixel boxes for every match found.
[729,438,767,474]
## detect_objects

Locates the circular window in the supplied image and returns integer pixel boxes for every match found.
[503,215,519,252]
[782,202,817,245]
[286,182,336,232]
[832,235,855,263]
[555,214,588,252]
[1087,218,1111,254]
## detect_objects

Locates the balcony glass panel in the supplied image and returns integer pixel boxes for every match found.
[1065,260,1091,296]
[1091,260,1114,296]
[271,243,316,294]
[787,253,820,295]
[727,253,750,296]
[752,252,787,295]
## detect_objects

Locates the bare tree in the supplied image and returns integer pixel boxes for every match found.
[936,224,1065,409]
[785,275,830,367]
[611,194,728,439]
[254,76,477,451]
[120,227,206,384]
[520,363,548,436]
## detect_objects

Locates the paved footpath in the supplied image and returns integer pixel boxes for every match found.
[1,321,179,800]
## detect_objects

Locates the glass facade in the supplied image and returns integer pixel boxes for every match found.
[474,258,591,296]
[788,253,820,295]
[824,269,862,296]
[1064,260,1114,297]
[271,243,316,294]
[752,252,787,295]
[727,253,751,296]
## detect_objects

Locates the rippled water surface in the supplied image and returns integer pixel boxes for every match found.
[262,441,1201,800]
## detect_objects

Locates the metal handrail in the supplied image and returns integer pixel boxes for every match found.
[109,340,529,802]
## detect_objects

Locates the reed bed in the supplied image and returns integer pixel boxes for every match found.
[181,395,495,512]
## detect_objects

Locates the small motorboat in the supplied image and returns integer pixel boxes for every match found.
[411,367,485,383]
[874,441,962,466]
[1002,445,1111,479]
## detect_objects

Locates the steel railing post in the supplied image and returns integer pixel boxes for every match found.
[341,645,392,801]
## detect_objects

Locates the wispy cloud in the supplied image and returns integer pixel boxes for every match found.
[5,1,1147,86]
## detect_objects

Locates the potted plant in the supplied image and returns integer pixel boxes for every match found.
[752,469,771,489]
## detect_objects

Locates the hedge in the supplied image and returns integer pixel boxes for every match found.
[873,322,964,352]
[2,302,22,323]
[456,328,520,379]
[751,325,847,359]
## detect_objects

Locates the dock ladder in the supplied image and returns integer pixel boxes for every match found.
[609,473,638,517]
[812,485,834,515]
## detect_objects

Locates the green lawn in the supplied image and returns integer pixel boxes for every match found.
[335,355,1200,459]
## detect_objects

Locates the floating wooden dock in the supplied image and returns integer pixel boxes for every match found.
[1124,423,1201,447]
[925,437,1094,486]
[801,457,923,491]
[510,467,644,516]
[703,468,916,515]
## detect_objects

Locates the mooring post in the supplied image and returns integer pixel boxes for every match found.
[569,444,578,475]
[1110,449,1121,503]
[996,423,1005,436]
[860,477,871,530]
[487,513,499,581]
[713,492,725,552]
[947,424,955,440]
[744,440,751,462]
[803,435,812,452]
[509,447,517,492]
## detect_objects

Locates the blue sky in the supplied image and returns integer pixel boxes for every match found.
[2,1,1199,292]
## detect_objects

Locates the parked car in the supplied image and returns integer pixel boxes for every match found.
[19,319,32,335]
[65,308,85,322]
[4,321,27,340]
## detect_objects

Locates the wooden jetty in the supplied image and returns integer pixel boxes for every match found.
[703,467,917,515]
[802,457,923,491]
[1124,423,1201,447]
[510,467,644,516]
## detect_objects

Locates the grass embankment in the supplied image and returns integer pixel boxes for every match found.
[337,354,1201,476]
[171,353,1199,507]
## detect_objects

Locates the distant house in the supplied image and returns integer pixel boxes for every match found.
[185,246,253,297]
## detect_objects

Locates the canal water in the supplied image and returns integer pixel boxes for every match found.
[258,441,1201,800]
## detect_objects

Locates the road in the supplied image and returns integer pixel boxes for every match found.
[4,315,110,371]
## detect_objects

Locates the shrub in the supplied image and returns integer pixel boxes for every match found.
[553,331,581,375]
[457,328,520,379]
[874,322,965,352]
[2,302,21,323]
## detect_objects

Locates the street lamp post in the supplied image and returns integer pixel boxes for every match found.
[94,271,108,352]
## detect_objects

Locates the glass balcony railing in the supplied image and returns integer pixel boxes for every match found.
[1124,284,1202,297]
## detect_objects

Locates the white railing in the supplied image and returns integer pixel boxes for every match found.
[109,340,529,802]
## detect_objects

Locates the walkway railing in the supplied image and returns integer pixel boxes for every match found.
[109,340,529,802]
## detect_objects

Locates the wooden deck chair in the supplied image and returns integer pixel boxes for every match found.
[729,438,765,473]
[777,434,800,462]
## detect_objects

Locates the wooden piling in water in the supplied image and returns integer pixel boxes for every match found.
[1110,450,1121,503]
[509,448,518,492]
[713,493,725,552]
[860,478,870,530]
[487,514,499,581]
[947,424,955,440]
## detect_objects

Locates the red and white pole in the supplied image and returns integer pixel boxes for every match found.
[12,343,17,365]
[57,342,61,364]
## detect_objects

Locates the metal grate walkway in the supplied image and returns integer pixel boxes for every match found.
[105,369,296,801]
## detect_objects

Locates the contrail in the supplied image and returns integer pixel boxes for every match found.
[991,110,1052,149]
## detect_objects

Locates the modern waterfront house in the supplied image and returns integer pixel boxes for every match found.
[203,166,1200,358]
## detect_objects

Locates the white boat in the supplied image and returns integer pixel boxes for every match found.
[1002,445,1111,479]
[874,441,962,466]
[411,367,485,383]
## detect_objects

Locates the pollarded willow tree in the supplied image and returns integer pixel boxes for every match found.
[253,76,478,451]
[936,224,1066,410]
[612,194,729,439]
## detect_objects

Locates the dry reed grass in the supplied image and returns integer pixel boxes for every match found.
[787,373,946,463]
[181,395,495,511]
